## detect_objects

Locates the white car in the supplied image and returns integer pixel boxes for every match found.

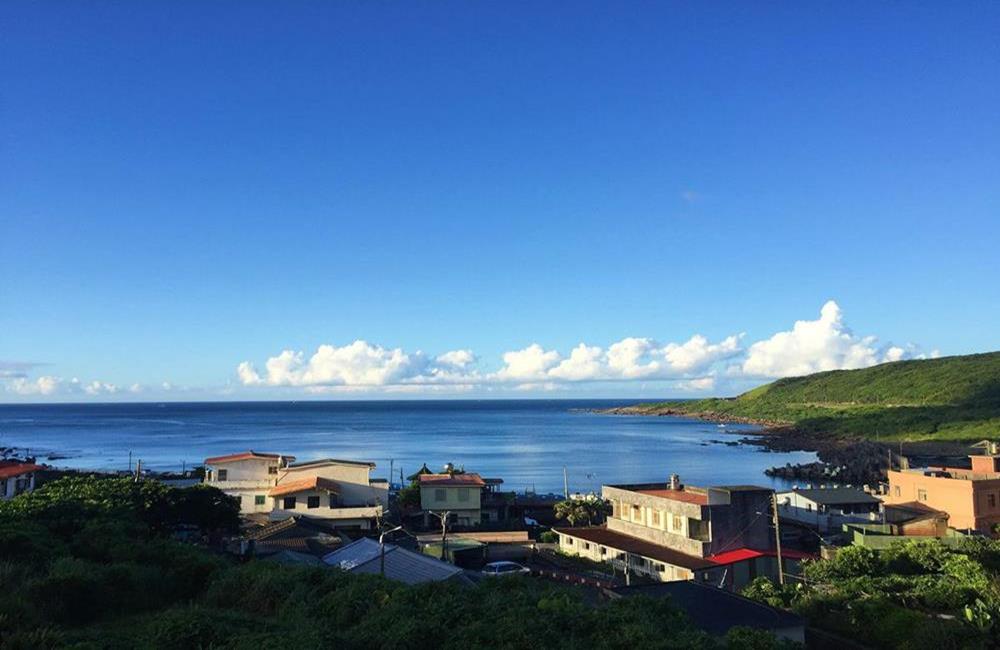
[482,561,531,577]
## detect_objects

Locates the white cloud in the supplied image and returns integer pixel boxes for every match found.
[83,380,119,395]
[740,300,924,378]
[550,344,604,381]
[1,301,934,401]
[495,344,562,382]
[3,375,119,397]
[676,377,716,392]
[435,349,476,369]
[238,340,445,388]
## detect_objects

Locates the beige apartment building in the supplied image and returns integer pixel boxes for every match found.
[204,452,385,529]
[556,476,806,590]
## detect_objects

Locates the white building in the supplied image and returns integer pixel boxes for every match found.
[204,451,294,514]
[203,452,385,529]
[269,458,387,530]
[776,486,882,533]
[0,461,42,501]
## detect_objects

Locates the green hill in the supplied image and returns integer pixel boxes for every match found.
[640,351,1000,442]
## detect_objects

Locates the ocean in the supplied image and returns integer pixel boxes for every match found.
[0,400,817,494]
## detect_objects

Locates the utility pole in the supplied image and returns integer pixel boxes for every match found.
[771,491,785,585]
[128,450,133,473]
[429,511,451,561]
[563,467,569,499]
[389,459,394,488]
[379,524,403,577]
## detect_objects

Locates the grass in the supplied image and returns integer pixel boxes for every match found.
[641,352,1000,443]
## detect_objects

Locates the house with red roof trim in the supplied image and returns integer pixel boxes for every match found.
[418,472,489,527]
[203,452,386,529]
[556,474,812,591]
[0,461,43,501]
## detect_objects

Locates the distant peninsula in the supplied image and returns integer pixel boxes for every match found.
[605,351,1000,444]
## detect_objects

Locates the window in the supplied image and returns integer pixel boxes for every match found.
[235,495,242,505]
[458,488,470,502]
[989,494,997,509]
[631,505,641,520]
[893,485,901,497]
[217,469,228,481]
[307,496,320,509]
[688,518,711,542]
[329,494,338,508]
[255,495,266,506]
[283,497,296,509]
[917,489,928,502]
[655,563,665,572]
[583,542,590,550]
[206,470,213,481]
[672,515,683,531]
[600,546,607,556]
[651,511,661,527]
[268,466,278,475]
[435,488,446,502]
[566,537,574,546]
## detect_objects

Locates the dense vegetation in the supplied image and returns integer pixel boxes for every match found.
[743,538,1000,649]
[643,352,1000,441]
[0,476,793,649]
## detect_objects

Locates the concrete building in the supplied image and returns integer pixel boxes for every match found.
[269,458,387,529]
[0,461,42,501]
[204,452,384,529]
[776,486,882,533]
[556,476,806,591]
[204,451,294,514]
[886,452,1000,534]
[418,473,486,527]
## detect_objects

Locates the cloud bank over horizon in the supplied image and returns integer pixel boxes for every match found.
[0,301,940,400]
[233,300,937,395]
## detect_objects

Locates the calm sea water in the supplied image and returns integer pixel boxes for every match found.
[0,400,816,493]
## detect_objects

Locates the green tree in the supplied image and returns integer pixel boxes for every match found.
[554,496,610,526]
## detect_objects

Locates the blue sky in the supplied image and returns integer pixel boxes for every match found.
[2,2,998,401]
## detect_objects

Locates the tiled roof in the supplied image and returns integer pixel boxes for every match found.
[634,488,709,505]
[0,462,43,479]
[204,451,292,465]
[553,526,716,571]
[269,476,341,497]
[418,473,486,487]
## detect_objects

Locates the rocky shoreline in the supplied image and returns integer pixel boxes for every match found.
[598,405,977,487]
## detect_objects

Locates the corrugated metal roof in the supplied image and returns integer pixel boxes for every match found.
[786,487,880,505]
[322,537,463,585]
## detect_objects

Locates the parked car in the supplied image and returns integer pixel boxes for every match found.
[482,561,531,577]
